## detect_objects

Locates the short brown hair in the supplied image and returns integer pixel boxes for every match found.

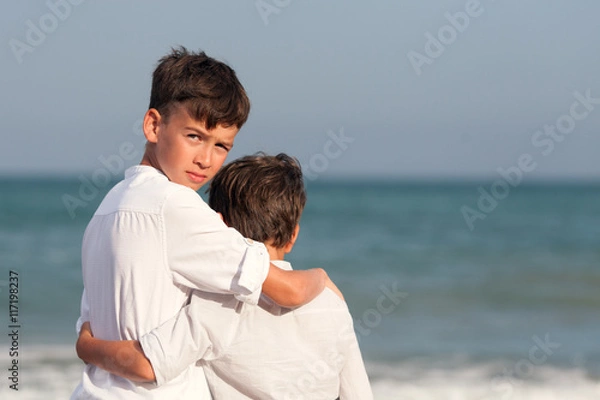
[209,153,306,248]
[149,46,250,129]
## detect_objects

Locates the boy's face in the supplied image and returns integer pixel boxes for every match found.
[143,105,238,191]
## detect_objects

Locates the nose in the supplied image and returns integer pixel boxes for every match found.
[194,145,211,169]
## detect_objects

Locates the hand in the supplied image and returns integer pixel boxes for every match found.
[76,321,94,363]
[325,276,344,301]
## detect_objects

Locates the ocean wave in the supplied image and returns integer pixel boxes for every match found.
[368,361,600,400]
[0,345,82,400]
[1,346,599,399]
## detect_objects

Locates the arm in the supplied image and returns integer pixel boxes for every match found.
[76,322,155,383]
[78,294,232,387]
[166,189,332,307]
[262,264,330,307]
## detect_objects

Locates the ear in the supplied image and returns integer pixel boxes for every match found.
[283,224,300,254]
[143,108,162,144]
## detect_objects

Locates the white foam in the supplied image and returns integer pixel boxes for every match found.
[368,361,600,400]
[2,346,600,399]
[0,345,82,400]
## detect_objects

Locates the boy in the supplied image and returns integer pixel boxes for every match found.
[77,153,374,399]
[71,48,332,399]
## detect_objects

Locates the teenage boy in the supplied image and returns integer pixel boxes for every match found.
[77,153,374,400]
[71,48,332,399]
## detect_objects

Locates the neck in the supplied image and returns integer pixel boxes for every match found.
[266,245,286,261]
[140,147,159,170]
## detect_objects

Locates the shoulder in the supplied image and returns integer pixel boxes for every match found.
[283,290,356,347]
[294,288,350,316]
[163,185,209,210]
[161,186,222,231]
[96,167,196,215]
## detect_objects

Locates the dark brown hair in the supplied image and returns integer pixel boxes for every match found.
[149,46,250,129]
[209,153,306,248]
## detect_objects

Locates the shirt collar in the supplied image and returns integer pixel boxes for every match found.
[125,165,167,179]
[271,260,293,271]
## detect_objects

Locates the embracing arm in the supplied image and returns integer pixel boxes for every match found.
[77,296,226,386]
[263,264,336,307]
[166,190,340,307]
[76,322,155,383]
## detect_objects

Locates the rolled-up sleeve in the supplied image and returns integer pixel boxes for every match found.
[75,288,90,334]
[163,188,270,305]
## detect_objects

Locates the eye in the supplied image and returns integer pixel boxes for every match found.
[216,143,231,152]
[187,134,201,141]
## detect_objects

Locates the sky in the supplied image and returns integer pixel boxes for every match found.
[1,0,599,180]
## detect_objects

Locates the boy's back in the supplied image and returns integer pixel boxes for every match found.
[74,165,268,398]
[134,154,373,399]
[141,259,372,399]
[75,166,209,398]
[81,166,187,342]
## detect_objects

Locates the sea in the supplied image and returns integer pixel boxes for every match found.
[0,177,599,399]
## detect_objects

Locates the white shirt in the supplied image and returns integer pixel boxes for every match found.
[140,260,373,400]
[71,166,270,399]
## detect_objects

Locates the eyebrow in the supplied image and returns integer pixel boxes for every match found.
[185,125,235,148]
[184,125,209,135]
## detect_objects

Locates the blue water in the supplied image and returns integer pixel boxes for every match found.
[1,178,599,398]
[297,183,600,369]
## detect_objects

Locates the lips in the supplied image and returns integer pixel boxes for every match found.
[186,171,207,184]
